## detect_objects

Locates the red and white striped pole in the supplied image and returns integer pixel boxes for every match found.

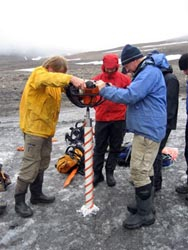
[77,107,99,216]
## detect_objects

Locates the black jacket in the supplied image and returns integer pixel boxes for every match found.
[162,66,179,130]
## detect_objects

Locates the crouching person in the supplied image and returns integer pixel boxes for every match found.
[15,56,85,218]
[95,44,167,229]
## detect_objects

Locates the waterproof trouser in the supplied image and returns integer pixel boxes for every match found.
[93,121,124,175]
[153,128,171,191]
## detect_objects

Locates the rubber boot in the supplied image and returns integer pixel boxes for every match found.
[93,172,104,187]
[175,176,188,194]
[123,184,155,229]
[15,178,33,218]
[127,177,155,214]
[105,151,117,187]
[30,172,55,204]
[0,199,7,215]
[93,153,105,187]
[106,170,116,187]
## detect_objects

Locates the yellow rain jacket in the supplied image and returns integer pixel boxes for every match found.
[20,66,72,138]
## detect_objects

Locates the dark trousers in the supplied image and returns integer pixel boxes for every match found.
[93,121,125,174]
[153,128,171,189]
[184,119,188,176]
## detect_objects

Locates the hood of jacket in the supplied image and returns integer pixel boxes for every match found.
[101,54,119,72]
[147,51,170,70]
[133,51,171,80]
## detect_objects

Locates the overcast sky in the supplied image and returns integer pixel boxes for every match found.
[0,0,188,55]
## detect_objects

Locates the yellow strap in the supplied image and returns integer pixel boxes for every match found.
[63,168,78,188]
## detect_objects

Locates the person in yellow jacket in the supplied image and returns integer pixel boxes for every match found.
[15,56,86,218]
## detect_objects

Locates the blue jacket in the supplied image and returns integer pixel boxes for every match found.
[100,57,167,142]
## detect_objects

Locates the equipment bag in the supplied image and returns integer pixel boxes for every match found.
[65,121,85,145]
[117,142,132,167]
[0,164,11,192]
[55,145,84,187]
[162,153,174,168]
[55,145,84,174]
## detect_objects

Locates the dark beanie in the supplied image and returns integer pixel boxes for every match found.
[121,44,143,65]
[179,53,188,70]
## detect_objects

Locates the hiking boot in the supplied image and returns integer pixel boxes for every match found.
[175,183,188,194]
[93,173,104,187]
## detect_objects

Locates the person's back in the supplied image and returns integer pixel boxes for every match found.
[163,68,179,130]
[153,63,179,191]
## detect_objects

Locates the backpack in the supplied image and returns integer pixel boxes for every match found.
[162,153,174,168]
[55,145,84,174]
[0,164,11,192]
[117,142,132,167]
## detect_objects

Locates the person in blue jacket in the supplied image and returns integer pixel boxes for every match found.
[95,44,167,229]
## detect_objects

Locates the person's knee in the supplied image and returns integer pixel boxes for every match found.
[131,170,151,189]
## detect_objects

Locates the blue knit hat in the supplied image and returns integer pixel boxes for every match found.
[121,44,143,66]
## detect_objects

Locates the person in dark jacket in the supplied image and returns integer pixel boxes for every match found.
[92,54,131,187]
[96,45,167,229]
[176,53,188,197]
[150,52,179,192]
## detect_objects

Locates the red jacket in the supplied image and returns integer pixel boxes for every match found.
[92,54,131,121]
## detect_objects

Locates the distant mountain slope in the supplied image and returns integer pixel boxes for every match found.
[0,36,187,92]
[0,35,188,71]
[66,36,188,62]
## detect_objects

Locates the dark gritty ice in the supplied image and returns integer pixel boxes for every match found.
[0,95,188,250]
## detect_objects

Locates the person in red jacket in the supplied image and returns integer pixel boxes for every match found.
[92,54,131,187]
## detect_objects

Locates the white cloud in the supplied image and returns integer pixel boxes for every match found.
[0,0,188,55]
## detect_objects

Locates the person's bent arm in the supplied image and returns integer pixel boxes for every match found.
[70,76,86,90]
